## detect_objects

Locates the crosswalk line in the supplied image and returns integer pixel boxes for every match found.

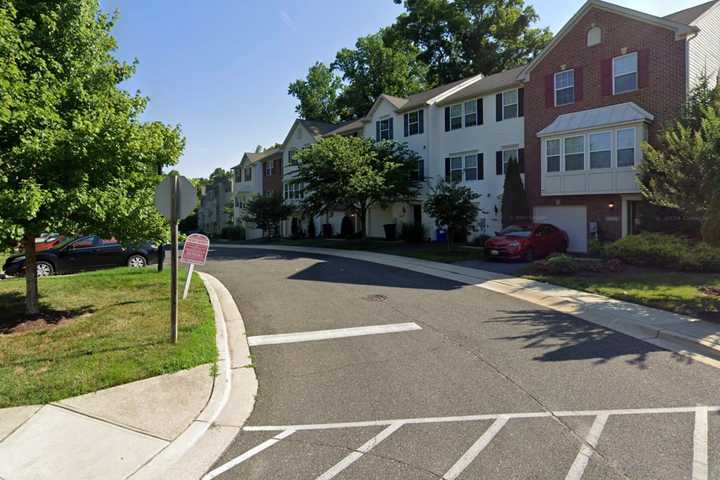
[442,416,509,480]
[693,406,709,480]
[564,413,609,480]
[201,429,295,479]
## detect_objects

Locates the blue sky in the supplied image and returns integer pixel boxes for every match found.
[101,0,703,179]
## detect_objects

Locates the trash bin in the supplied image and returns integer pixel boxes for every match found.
[435,228,447,243]
[383,223,397,241]
[322,223,333,238]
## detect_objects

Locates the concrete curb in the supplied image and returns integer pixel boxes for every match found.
[214,244,720,368]
[127,272,257,479]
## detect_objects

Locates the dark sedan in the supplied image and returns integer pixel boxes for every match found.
[3,235,159,277]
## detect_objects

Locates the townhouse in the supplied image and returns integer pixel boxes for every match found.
[197,174,234,236]
[520,0,720,252]
[231,151,265,239]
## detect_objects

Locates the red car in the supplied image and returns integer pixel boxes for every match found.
[35,234,66,252]
[485,224,569,261]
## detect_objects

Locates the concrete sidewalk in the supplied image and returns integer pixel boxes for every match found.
[217,244,720,368]
[0,272,257,480]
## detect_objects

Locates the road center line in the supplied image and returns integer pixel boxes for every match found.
[247,322,422,346]
[564,413,609,480]
[201,429,295,479]
[693,406,709,480]
[314,422,404,480]
[442,416,509,480]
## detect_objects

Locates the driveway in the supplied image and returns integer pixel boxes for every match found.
[200,247,720,480]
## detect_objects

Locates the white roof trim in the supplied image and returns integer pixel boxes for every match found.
[518,0,697,82]
[537,102,654,137]
[427,74,485,105]
[690,0,720,25]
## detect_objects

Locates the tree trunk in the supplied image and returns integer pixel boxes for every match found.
[23,234,40,316]
[359,205,368,239]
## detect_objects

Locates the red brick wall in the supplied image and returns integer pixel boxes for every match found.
[524,7,687,239]
[262,152,284,195]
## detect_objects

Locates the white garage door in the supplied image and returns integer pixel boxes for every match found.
[533,206,588,253]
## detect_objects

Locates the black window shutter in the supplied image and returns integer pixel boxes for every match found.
[376,121,380,141]
[478,153,484,180]
[419,110,424,134]
[389,119,394,139]
[518,88,525,117]
[477,98,484,125]
[496,151,503,175]
[518,148,525,173]
[444,107,450,132]
[496,94,503,122]
[445,157,451,181]
[404,114,409,137]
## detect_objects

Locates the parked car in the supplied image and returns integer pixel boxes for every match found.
[3,235,159,277]
[35,233,66,252]
[485,224,569,262]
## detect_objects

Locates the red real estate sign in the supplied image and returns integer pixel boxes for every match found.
[181,233,210,266]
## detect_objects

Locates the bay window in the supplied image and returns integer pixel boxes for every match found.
[564,136,585,171]
[617,128,636,167]
[589,132,612,169]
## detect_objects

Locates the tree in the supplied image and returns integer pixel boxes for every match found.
[333,31,428,119]
[387,0,552,85]
[424,181,480,249]
[243,193,294,238]
[288,62,343,123]
[293,136,422,238]
[640,78,720,245]
[0,0,184,315]
[500,158,530,227]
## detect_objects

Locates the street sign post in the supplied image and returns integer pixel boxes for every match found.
[180,233,210,300]
[154,175,197,344]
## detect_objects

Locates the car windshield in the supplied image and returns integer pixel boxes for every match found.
[499,226,533,238]
[54,236,79,250]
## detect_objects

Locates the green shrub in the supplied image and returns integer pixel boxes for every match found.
[533,254,578,275]
[220,225,246,241]
[473,234,491,246]
[588,239,608,258]
[606,233,720,272]
[400,223,426,243]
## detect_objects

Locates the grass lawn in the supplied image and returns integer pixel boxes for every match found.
[526,270,720,322]
[0,267,217,408]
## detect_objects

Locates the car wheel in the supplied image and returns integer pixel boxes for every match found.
[127,255,147,268]
[36,261,55,277]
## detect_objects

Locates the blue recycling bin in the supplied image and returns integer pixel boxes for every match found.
[435,228,447,243]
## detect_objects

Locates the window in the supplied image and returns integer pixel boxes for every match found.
[450,104,463,130]
[587,26,602,47]
[414,159,425,180]
[265,161,273,176]
[613,52,638,94]
[502,149,518,173]
[378,118,393,140]
[234,169,242,183]
[564,136,585,171]
[408,111,421,136]
[554,70,575,106]
[464,154,479,181]
[449,156,463,182]
[243,167,252,181]
[288,149,298,166]
[617,128,636,167]
[284,182,304,200]
[464,101,477,127]
[546,139,561,172]
[589,132,612,169]
[502,90,518,119]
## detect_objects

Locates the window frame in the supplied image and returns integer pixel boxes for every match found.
[554,69,575,107]
[589,131,612,170]
[502,90,519,120]
[449,104,463,130]
[612,52,638,95]
[545,138,561,173]
[616,127,637,168]
[379,117,393,140]
[449,155,463,182]
[408,110,421,136]
[243,166,252,182]
[464,154,479,181]
[564,135,586,172]
[502,148,519,174]
[464,100,478,127]
[264,160,273,176]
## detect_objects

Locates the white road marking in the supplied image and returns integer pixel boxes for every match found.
[201,429,295,479]
[243,405,720,432]
[247,322,422,346]
[442,416,509,480]
[564,413,609,480]
[693,406,709,480]
[314,422,404,480]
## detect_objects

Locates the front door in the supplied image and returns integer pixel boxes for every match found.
[413,205,422,227]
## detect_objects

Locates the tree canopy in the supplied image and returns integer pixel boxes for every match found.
[0,0,184,314]
[387,0,552,85]
[288,62,343,123]
[242,192,293,238]
[500,158,530,227]
[292,136,423,237]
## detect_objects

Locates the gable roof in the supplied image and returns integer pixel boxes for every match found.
[437,66,526,106]
[518,0,697,81]
[397,75,483,113]
[326,118,366,136]
[537,102,654,137]
[235,147,283,169]
[665,0,719,26]
[298,120,338,139]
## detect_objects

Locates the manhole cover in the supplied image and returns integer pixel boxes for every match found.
[362,294,388,303]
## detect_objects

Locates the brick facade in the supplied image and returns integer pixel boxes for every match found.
[261,151,284,196]
[524,7,687,241]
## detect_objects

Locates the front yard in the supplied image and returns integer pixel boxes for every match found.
[0,267,217,408]
[526,269,720,323]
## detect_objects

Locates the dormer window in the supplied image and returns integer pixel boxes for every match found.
[587,26,602,47]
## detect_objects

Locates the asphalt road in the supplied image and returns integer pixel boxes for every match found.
[200,247,720,480]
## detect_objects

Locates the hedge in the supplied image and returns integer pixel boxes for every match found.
[606,233,720,272]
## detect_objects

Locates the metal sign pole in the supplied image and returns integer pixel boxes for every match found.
[182,263,194,300]
[170,175,179,344]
